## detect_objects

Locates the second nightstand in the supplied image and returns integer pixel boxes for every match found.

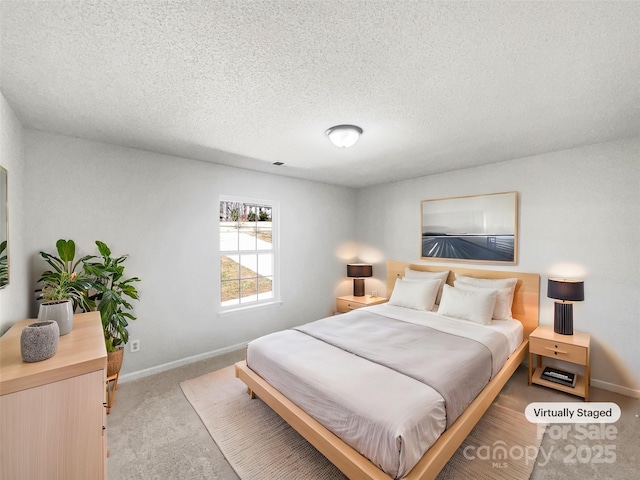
[336,295,387,313]
[528,325,591,400]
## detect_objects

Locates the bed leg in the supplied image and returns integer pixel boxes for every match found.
[247,387,256,399]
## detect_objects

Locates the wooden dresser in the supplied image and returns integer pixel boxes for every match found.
[0,312,107,479]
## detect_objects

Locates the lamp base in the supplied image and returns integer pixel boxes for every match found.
[554,302,573,335]
[353,278,365,297]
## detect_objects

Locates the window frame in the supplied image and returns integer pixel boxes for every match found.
[218,195,280,314]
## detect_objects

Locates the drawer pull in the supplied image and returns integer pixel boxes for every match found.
[544,346,568,354]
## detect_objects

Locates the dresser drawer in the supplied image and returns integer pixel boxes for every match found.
[529,337,587,365]
[336,298,363,313]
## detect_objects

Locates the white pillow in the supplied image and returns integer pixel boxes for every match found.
[437,285,497,325]
[388,278,440,311]
[403,268,450,304]
[455,275,517,317]
[402,278,441,311]
[453,281,513,320]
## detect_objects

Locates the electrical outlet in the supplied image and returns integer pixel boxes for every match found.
[130,339,140,353]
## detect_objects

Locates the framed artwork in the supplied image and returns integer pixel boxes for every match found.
[420,191,518,264]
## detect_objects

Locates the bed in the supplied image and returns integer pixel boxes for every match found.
[235,260,539,479]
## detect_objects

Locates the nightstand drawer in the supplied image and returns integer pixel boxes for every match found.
[336,295,387,313]
[529,337,587,365]
[336,299,362,313]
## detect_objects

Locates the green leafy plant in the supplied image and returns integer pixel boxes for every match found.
[83,241,141,352]
[0,240,8,288]
[38,239,94,311]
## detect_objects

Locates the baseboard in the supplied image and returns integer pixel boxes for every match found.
[118,341,248,383]
[591,378,640,399]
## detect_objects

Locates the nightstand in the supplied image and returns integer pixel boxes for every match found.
[528,325,591,400]
[336,295,387,313]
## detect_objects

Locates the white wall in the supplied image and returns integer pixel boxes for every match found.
[0,93,29,332]
[8,114,640,396]
[23,130,357,376]
[356,136,640,396]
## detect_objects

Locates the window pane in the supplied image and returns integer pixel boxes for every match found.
[221,280,239,304]
[237,254,256,278]
[259,207,272,221]
[221,255,240,280]
[257,227,272,249]
[258,276,273,300]
[257,253,273,277]
[239,225,257,250]
[220,201,241,222]
[220,223,238,251]
[240,278,258,302]
[246,205,259,223]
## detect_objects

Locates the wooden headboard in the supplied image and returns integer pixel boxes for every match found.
[386,260,540,337]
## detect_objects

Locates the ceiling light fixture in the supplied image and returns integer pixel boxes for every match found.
[326,124,363,148]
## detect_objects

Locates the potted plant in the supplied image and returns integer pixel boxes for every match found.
[38,239,94,335]
[83,240,140,376]
[0,240,8,288]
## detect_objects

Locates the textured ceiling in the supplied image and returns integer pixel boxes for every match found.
[1,1,639,188]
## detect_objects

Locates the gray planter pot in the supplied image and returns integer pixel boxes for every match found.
[21,321,60,362]
[38,300,74,335]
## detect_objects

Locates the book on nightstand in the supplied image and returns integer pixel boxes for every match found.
[540,366,576,388]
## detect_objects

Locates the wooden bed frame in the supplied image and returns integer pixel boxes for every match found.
[235,261,540,480]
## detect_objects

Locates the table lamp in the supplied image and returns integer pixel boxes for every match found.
[547,278,584,335]
[347,264,372,297]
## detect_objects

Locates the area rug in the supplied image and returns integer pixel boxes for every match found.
[181,366,544,480]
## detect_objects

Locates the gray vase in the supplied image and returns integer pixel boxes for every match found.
[21,321,60,362]
[38,300,74,335]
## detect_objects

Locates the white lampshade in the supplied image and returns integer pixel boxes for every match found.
[326,125,363,148]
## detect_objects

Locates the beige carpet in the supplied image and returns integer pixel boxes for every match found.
[181,366,544,480]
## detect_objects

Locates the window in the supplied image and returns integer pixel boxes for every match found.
[219,197,278,309]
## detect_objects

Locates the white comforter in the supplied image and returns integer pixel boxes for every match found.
[246,305,519,479]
